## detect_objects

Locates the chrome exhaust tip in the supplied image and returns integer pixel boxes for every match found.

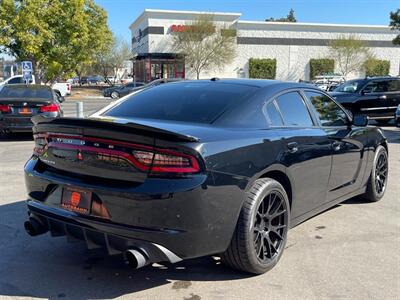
[124,248,149,269]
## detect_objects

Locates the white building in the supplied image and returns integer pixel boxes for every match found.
[129,9,400,82]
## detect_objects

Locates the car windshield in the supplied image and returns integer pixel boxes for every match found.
[0,86,52,99]
[333,80,364,93]
[103,82,258,124]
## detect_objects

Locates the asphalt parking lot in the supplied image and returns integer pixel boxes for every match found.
[0,98,399,300]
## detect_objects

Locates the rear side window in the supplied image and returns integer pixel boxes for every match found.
[8,77,22,84]
[275,92,313,127]
[104,82,258,124]
[0,86,52,99]
[266,101,283,126]
[388,80,400,92]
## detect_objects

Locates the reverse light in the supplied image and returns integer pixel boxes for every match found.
[39,103,59,113]
[0,104,11,113]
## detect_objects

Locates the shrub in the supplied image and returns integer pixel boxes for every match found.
[309,59,335,80]
[364,59,390,77]
[249,58,277,79]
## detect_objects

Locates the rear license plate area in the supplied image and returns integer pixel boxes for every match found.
[19,107,32,114]
[61,187,92,214]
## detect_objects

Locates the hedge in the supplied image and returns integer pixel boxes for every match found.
[249,58,276,79]
[364,59,390,77]
[309,59,335,80]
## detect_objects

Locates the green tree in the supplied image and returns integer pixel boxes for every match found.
[364,59,390,77]
[0,0,112,82]
[171,14,236,79]
[328,35,372,78]
[389,9,400,45]
[93,36,132,85]
[266,9,297,22]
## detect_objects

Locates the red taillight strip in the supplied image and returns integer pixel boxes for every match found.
[36,133,201,174]
[48,142,150,171]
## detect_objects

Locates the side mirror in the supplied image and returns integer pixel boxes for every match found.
[57,95,65,103]
[353,114,368,127]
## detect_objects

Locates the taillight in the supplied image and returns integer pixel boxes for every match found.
[39,103,59,113]
[33,133,201,174]
[0,104,11,113]
[132,149,200,173]
[33,134,48,155]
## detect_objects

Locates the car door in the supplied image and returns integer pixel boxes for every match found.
[357,79,397,118]
[270,91,333,218]
[386,79,400,109]
[303,90,368,201]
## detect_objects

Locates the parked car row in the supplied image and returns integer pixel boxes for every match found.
[0,75,72,97]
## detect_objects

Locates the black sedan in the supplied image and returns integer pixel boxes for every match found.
[331,76,400,125]
[24,79,388,274]
[0,84,63,134]
[103,81,145,99]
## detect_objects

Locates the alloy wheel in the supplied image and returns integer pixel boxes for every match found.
[375,152,388,195]
[253,191,288,262]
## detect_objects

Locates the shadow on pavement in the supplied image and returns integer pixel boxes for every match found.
[0,201,250,300]
[0,132,33,142]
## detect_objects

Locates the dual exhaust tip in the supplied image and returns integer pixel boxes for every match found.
[24,215,150,269]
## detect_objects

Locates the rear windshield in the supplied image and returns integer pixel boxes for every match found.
[0,86,53,99]
[104,82,258,124]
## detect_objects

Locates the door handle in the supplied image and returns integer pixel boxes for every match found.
[287,142,298,153]
[379,95,387,100]
[332,141,341,151]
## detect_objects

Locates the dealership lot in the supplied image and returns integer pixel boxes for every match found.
[0,98,399,300]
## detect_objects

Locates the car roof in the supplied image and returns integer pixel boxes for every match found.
[169,78,318,91]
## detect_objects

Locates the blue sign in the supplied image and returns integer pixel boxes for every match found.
[22,61,33,72]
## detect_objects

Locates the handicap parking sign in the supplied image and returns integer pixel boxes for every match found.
[22,61,33,72]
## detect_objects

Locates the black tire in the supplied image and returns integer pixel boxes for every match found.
[221,178,290,274]
[362,145,388,202]
[110,91,119,99]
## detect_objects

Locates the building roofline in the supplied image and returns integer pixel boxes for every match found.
[130,9,241,30]
[237,20,390,30]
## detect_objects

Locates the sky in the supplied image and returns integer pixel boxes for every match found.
[95,0,399,42]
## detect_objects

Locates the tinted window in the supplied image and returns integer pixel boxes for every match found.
[0,86,53,99]
[275,92,313,127]
[363,81,389,93]
[266,101,283,126]
[104,82,258,124]
[305,91,348,126]
[8,77,22,84]
[388,80,400,92]
[334,79,365,93]
[126,83,136,88]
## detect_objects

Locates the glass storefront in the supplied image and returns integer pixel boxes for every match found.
[134,54,185,83]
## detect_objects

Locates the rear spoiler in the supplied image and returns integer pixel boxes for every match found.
[31,115,199,142]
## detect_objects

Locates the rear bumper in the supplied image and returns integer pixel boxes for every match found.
[24,158,246,259]
[0,116,33,132]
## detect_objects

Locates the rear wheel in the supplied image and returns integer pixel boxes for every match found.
[362,145,388,202]
[111,91,120,99]
[221,178,290,274]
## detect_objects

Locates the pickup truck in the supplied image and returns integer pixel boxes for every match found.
[0,75,71,97]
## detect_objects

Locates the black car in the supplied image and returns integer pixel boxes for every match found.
[79,76,103,85]
[103,81,145,99]
[103,78,183,99]
[0,84,63,134]
[331,76,400,125]
[24,79,388,274]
